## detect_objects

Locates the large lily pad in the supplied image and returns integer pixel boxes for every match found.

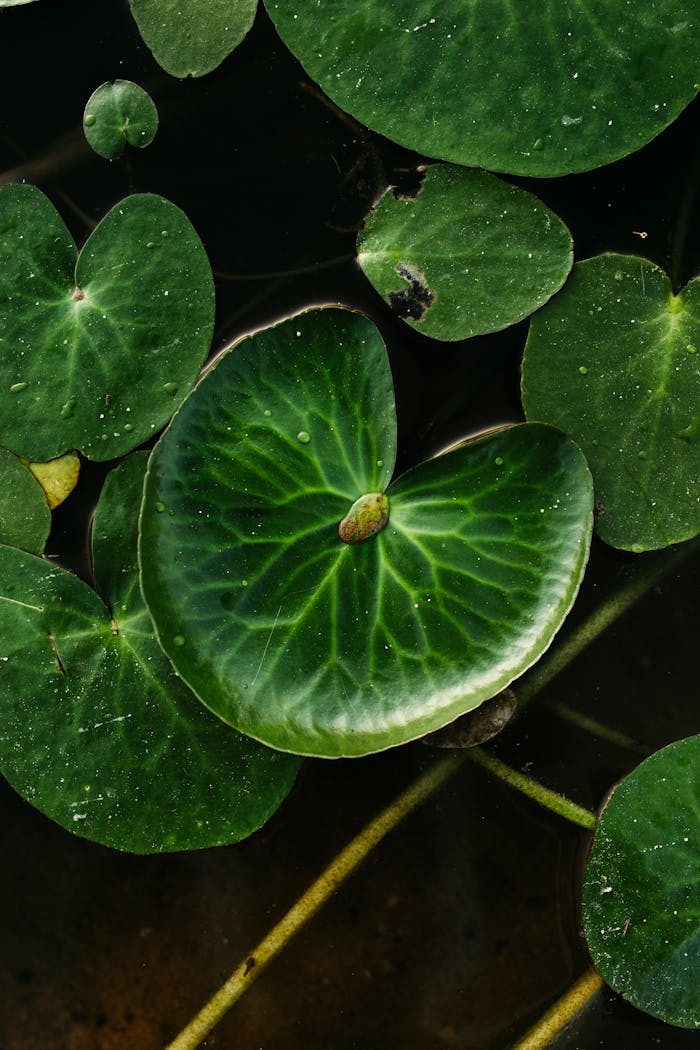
[522,254,700,552]
[0,446,50,554]
[0,184,214,462]
[583,736,700,1029]
[140,308,593,758]
[83,80,158,160]
[265,0,700,177]
[357,164,573,340]
[0,452,300,853]
[129,0,258,77]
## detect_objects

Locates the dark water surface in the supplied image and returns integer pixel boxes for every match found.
[1,2,699,1046]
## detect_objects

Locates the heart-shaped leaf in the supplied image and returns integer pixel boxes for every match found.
[0,184,214,462]
[583,736,700,1029]
[357,164,573,340]
[83,80,158,160]
[0,452,300,853]
[0,447,50,554]
[140,308,593,758]
[522,254,700,551]
[129,0,258,77]
[266,0,700,177]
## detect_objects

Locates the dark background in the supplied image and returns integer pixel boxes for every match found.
[1,1,699,1046]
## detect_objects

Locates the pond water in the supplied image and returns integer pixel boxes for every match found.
[0,2,699,1046]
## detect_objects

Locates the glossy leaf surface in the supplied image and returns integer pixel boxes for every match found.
[83,80,158,160]
[0,185,214,462]
[357,165,573,340]
[266,0,699,177]
[583,736,700,1028]
[141,308,593,758]
[0,453,299,853]
[522,254,700,551]
[129,0,258,77]
[0,447,50,554]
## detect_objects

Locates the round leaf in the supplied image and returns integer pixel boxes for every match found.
[583,736,700,1029]
[0,184,214,462]
[0,453,299,853]
[140,308,593,758]
[83,80,158,160]
[266,0,699,177]
[357,164,573,340]
[129,0,257,77]
[0,447,50,554]
[522,254,700,552]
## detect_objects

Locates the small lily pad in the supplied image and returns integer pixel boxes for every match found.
[83,80,158,160]
[0,452,300,853]
[0,446,50,554]
[27,451,80,510]
[583,735,700,1028]
[357,164,573,340]
[140,308,593,758]
[0,184,214,462]
[129,0,258,77]
[522,254,700,551]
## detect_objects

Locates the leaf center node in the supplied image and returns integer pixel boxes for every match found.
[338,492,389,544]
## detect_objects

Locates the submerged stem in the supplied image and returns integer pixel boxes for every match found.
[467,747,597,830]
[510,967,605,1050]
[542,698,646,755]
[165,753,466,1050]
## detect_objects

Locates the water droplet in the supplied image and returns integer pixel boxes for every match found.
[297,430,311,444]
[60,397,76,419]
[146,241,155,249]
[123,422,133,432]
[637,450,648,460]
[172,635,185,647]
[494,456,504,466]
[161,229,169,238]
[84,114,96,127]
[155,501,166,513]
[533,137,544,151]
[263,408,272,417]
[376,459,384,468]
[10,382,28,393]
[578,366,588,375]
[163,382,178,395]
[686,344,696,354]
[241,579,249,587]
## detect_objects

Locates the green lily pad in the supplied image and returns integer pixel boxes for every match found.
[129,0,258,77]
[0,1,41,6]
[83,80,158,160]
[266,0,699,177]
[0,447,50,554]
[0,452,300,853]
[0,184,214,462]
[140,308,593,758]
[357,164,573,340]
[583,736,700,1029]
[522,254,700,552]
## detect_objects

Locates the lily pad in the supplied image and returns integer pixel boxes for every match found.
[140,308,593,758]
[27,451,80,510]
[522,254,700,552]
[357,164,573,340]
[0,184,214,462]
[129,0,258,77]
[83,80,158,160]
[266,0,700,177]
[583,735,700,1029]
[0,447,50,554]
[0,453,300,853]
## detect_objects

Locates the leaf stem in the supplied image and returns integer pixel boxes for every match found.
[509,967,605,1050]
[541,698,646,755]
[516,543,695,706]
[165,752,467,1050]
[467,747,597,830]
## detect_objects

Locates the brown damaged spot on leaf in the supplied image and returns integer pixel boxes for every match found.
[422,689,518,749]
[389,261,436,322]
[338,492,389,545]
